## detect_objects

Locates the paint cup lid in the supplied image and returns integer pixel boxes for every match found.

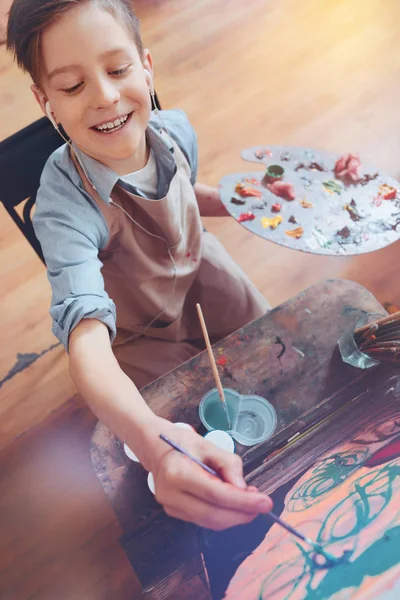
[204,430,235,453]
[232,395,277,447]
[124,443,140,463]
[147,472,156,495]
[174,422,196,431]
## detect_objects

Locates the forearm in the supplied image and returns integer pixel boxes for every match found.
[194,182,229,217]
[68,319,168,470]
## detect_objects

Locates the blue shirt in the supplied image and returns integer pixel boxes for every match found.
[33,109,198,350]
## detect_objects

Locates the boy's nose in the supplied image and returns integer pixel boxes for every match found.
[92,77,120,109]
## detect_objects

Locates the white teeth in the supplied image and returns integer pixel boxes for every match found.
[94,114,129,132]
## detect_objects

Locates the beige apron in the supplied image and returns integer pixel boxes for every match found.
[72,135,269,388]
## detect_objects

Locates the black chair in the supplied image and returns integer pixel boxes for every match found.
[0,93,162,264]
[0,117,64,263]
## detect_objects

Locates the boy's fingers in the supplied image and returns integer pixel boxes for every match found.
[189,475,272,513]
[163,495,259,531]
[160,458,272,514]
[201,444,246,489]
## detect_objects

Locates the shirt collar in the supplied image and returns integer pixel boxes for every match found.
[72,121,177,204]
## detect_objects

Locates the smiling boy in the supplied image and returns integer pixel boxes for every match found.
[6,0,272,529]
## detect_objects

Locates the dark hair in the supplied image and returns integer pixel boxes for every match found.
[6,0,144,85]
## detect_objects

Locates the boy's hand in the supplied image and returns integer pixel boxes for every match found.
[140,420,273,530]
[194,182,230,217]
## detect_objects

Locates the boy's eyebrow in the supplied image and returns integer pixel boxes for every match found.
[47,48,130,81]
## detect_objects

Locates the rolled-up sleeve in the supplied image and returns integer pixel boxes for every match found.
[33,154,116,351]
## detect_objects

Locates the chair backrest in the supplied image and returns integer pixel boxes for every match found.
[0,93,162,264]
[0,117,64,262]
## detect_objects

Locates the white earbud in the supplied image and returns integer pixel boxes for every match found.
[45,101,58,129]
[143,69,155,97]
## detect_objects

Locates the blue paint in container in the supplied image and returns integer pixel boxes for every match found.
[199,388,277,447]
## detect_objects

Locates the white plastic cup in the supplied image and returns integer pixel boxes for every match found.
[204,430,235,453]
[174,422,196,432]
[147,472,156,495]
[124,443,140,463]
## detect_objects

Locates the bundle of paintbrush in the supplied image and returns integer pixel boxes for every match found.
[354,311,400,364]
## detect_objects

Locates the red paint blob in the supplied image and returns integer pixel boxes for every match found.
[267,181,296,201]
[365,436,400,468]
[216,356,228,367]
[238,212,256,223]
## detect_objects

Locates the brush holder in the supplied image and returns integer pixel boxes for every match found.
[338,312,385,369]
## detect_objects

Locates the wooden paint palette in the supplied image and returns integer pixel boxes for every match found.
[219,146,400,256]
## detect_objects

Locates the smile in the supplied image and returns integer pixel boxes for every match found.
[92,112,132,133]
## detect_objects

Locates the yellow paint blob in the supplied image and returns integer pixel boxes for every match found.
[261,216,283,229]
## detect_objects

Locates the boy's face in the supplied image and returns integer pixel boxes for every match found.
[33,3,153,175]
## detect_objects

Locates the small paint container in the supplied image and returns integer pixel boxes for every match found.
[124,443,140,463]
[233,394,277,446]
[147,472,156,495]
[174,422,196,432]
[204,430,235,453]
[199,388,277,447]
[338,312,385,369]
[264,164,285,184]
[199,388,241,433]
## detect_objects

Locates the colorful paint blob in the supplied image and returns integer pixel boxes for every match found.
[237,212,256,223]
[261,216,283,229]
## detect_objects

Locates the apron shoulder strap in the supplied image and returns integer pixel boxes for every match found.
[69,148,122,250]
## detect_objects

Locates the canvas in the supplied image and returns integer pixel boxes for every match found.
[224,404,400,599]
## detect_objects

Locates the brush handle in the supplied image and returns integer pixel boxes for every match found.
[267,511,307,543]
[354,311,399,336]
[196,303,231,427]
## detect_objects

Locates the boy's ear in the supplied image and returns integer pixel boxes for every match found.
[31,84,48,117]
[142,49,154,81]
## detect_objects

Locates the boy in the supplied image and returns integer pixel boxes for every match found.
[7,0,272,530]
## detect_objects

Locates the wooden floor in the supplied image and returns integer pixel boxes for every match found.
[1,0,400,597]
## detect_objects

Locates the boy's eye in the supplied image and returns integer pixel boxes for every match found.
[63,82,83,95]
[110,65,130,76]
[60,64,131,94]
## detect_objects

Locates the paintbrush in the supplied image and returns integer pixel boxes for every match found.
[352,313,400,364]
[355,322,400,342]
[159,434,343,566]
[196,303,232,429]
[365,341,400,349]
[354,311,400,336]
